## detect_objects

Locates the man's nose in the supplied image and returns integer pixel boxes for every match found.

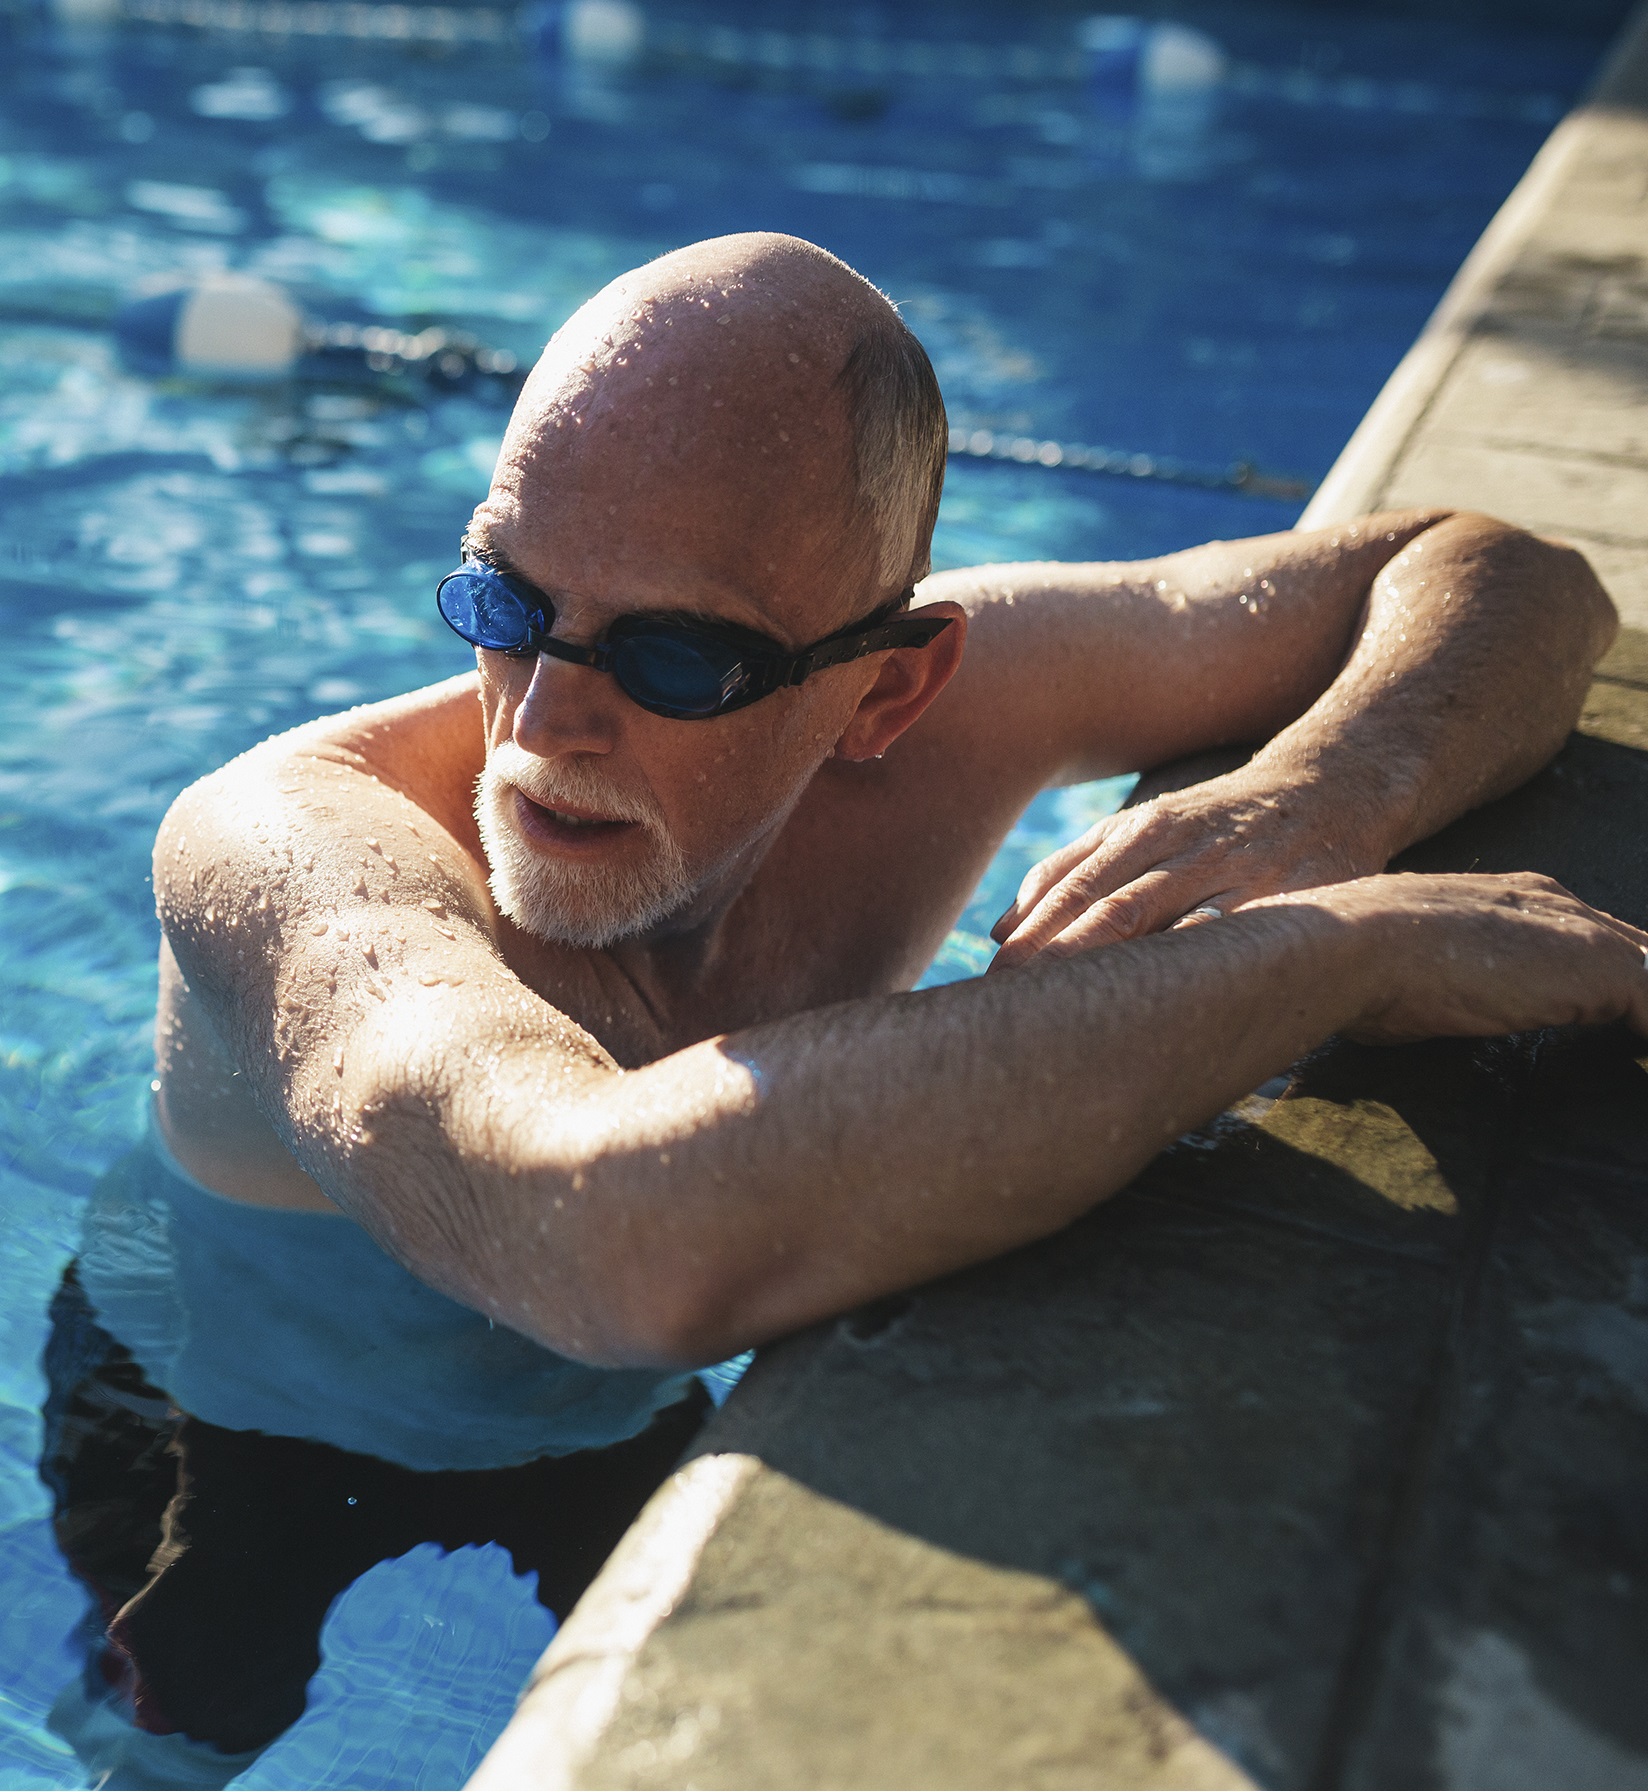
[511,651,625,757]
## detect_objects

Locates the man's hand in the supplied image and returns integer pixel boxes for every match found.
[989,769,1373,969]
[985,512,1617,972]
[1279,871,1648,1045]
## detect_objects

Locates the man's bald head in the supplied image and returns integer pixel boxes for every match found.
[472,234,947,623]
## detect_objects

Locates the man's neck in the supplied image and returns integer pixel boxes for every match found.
[497,826,777,1060]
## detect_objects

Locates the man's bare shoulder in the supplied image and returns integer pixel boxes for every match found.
[152,673,628,1208]
[200,672,485,821]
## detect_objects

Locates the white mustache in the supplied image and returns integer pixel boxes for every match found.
[485,743,664,831]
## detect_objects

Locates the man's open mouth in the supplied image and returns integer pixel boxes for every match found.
[513,788,638,850]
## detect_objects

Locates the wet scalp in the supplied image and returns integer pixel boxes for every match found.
[480,233,946,610]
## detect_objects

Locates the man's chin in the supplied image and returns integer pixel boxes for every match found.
[478,803,694,950]
[493,877,695,951]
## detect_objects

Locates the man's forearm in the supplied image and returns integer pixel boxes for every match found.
[358,905,1373,1367]
[1247,514,1616,867]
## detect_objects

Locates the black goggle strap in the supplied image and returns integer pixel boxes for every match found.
[781,598,952,688]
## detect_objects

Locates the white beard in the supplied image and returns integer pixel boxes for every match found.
[474,745,696,949]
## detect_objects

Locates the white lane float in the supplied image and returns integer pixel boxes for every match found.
[114,274,522,389]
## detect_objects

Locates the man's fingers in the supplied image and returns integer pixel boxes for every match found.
[1592,912,1648,1035]
[1630,955,1648,1039]
[993,817,1203,949]
[992,851,1079,943]
[1032,884,1243,963]
[1169,894,1240,931]
[1597,909,1648,953]
[992,822,1124,942]
[992,867,1187,969]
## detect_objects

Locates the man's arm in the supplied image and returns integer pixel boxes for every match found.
[918,511,1617,963]
[158,733,1647,1372]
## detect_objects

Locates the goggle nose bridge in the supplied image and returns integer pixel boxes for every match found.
[533,630,608,673]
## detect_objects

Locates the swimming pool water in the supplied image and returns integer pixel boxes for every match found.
[0,0,1630,1782]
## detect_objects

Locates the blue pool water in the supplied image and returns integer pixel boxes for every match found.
[0,0,1630,1782]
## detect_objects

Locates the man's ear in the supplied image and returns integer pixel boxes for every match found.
[832,601,968,763]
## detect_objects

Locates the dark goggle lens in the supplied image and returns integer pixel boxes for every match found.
[612,631,752,719]
[437,569,540,653]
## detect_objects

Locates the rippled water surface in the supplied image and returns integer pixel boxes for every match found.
[0,0,1628,1781]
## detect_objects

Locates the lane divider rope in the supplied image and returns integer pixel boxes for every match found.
[108,0,1565,122]
[947,427,1312,501]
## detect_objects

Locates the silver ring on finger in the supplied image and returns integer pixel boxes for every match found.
[1185,904,1224,923]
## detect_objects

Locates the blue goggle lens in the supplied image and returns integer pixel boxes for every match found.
[610,631,751,719]
[437,568,540,653]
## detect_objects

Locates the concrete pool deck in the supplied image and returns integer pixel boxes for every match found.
[472,10,1648,1787]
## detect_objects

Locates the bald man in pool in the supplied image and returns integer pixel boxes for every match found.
[155,230,1646,1371]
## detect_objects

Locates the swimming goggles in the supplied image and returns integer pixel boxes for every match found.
[436,558,952,721]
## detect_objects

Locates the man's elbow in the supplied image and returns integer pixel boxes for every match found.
[1551,538,1620,661]
[508,1243,750,1372]
[1459,512,1619,659]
